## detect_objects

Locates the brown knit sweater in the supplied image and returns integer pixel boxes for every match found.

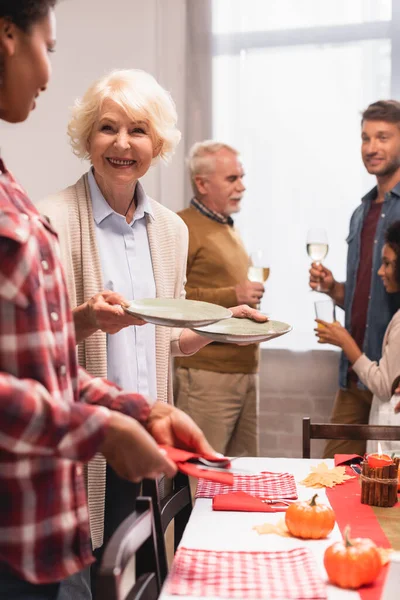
[175,205,259,374]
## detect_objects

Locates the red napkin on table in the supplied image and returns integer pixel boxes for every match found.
[334,454,363,467]
[213,491,288,512]
[166,546,327,599]
[159,444,234,485]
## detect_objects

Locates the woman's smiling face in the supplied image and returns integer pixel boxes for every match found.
[378,243,400,293]
[88,99,157,189]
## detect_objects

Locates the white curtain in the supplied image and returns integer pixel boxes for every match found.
[211,0,393,351]
[184,0,213,202]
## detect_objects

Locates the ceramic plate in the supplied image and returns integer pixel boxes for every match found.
[193,317,292,343]
[124,298,232,327]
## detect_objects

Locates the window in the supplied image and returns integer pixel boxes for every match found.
[212,0,397,350]
[213,0,391,33]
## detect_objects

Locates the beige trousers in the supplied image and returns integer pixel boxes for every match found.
[174,367,259,457]
[323,381,372,458]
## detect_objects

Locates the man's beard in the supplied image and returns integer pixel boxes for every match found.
[225,199,242,215]
[367,158,400,178]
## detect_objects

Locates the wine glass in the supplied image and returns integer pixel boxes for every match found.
[248,250,270,309]
[306,228,329,292]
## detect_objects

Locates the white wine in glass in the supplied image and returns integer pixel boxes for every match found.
[306,243,328,263]
[248,250,269,308]
[306,228,328,292]
[248,266,270,283]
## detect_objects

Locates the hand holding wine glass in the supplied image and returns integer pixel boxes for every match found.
[235,280,265,306]
[247,250,269,309]
[309,263,335,294]
[306,229,328,292]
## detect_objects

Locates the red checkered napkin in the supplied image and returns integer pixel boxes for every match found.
[195,471,297,499]
[166,547,327,599]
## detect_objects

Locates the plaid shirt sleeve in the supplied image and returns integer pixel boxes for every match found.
[0,371,111,460]
[0,207,152,463]
[78,367,153,423]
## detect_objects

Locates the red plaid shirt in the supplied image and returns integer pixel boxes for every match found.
[0,160,151,584]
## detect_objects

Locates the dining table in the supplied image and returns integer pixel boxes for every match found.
[159,457,400,600]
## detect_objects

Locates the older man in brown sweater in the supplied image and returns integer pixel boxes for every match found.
[175,141,264,456]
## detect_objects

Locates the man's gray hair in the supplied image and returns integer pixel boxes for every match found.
[187,140,239,194]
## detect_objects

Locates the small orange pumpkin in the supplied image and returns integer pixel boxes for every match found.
[284,493,335,539]
[324,526,382,589]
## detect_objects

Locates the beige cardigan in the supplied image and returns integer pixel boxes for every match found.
[37,173,189,548]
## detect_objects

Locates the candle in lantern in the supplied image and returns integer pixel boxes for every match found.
[367,442,393,468]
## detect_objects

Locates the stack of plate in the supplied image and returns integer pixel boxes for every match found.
[124,298,292,344]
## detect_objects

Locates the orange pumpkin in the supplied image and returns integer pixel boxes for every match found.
[324,526,382,589]
[284,494,335,539]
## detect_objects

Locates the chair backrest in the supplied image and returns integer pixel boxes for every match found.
[96,497,161,600]
[142,472,192,584]
[302,417,400,458]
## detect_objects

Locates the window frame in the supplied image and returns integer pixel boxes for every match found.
[212,4,400,99]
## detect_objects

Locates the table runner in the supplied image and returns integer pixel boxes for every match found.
[326,466,399,599]
[166,546,327,599]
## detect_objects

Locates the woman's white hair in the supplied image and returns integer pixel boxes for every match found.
[68,69,181,162]
[187,140,239,194]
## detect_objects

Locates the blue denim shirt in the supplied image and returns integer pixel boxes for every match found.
[340,181,400,389]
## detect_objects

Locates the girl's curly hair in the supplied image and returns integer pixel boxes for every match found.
[385,220,400,287]
[0,1,57,32]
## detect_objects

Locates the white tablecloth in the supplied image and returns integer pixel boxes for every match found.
[160,457,359,600]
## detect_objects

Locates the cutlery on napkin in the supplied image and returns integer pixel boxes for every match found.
[158,445,234,484]
[334,453,364,466]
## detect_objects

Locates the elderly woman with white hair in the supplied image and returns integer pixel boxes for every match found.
[38,68,264,600]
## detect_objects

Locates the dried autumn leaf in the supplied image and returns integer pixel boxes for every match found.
[300,462,354,488]
[253,519,291,537]
[377,547,393,566]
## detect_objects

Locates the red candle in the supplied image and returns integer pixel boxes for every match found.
[367,453,393,468]
[367,443,393,468]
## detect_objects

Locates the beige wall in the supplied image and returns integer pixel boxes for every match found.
[0,0,187,212]
[259,349,339,458]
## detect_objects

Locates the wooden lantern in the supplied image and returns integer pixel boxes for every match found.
[360,457,399,507]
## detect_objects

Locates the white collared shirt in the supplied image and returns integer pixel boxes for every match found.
[88,169,157,399]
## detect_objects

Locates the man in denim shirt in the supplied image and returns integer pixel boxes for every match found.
[310,100,400,457]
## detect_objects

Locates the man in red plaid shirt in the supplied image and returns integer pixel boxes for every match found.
[0,3,216,598]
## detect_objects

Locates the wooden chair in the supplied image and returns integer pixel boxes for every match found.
[96,497,161,600]
[391,375,400,396]
[142,472,192,584]
[302,417,400,458]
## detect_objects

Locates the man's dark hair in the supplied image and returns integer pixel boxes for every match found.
[385,220,400,288]
[0,0,56,32]
[361,100,400,126]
